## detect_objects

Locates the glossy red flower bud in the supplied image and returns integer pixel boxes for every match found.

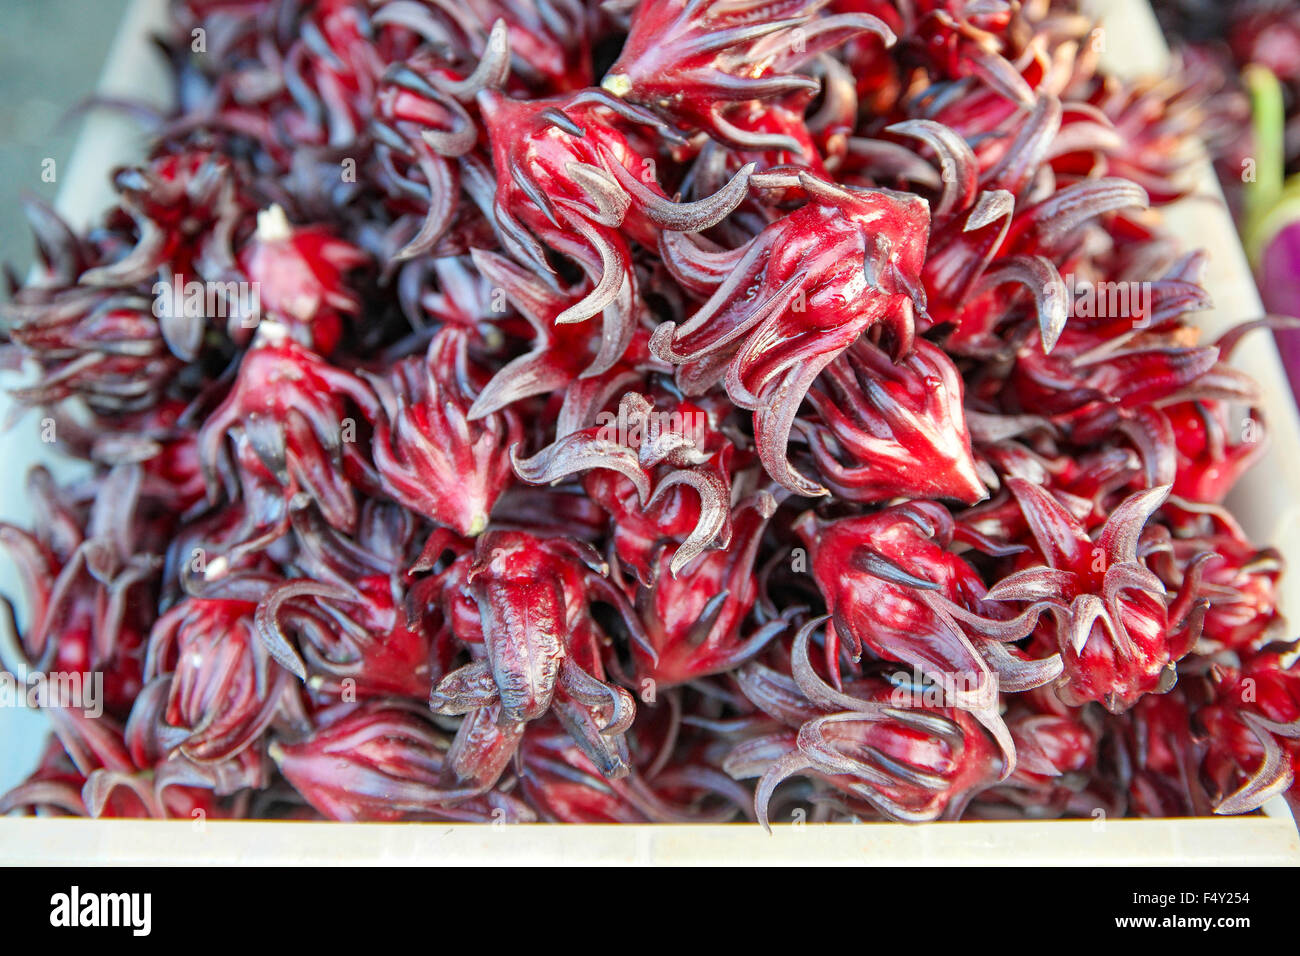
[474,85,754,359]
[143,594,291,764]
[428,531,640,779]
[727,638,1001,826]
[512,389,735,579]
[605,0,894,151]
[631,493,788,687]
[1000,478,1197,712]
[653,174,930,495]
[371,327,521,536]
[1198,649,1300,815]
[270,701,535,822]
[794,503,1047,736]
[805,336,985,503]
[236,206,368,354]
[198,325,381,534]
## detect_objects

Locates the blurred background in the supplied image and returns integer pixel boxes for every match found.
[0,0,131,275]
[0,0,132,785]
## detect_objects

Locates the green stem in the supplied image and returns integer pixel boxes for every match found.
[1244,64,1286,258]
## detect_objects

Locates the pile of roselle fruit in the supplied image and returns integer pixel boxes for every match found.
[1,0,1298,826]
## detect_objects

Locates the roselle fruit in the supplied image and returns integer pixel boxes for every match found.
[650,173,931,496]
[804,336,985,503]
[605,0,894,151]
[726,624,1002,825]
[236,206,369,354]
[998,478,1207,713]
[370,326,521,536]
[512,388,737,577]
[1,0,1296,826]
[1197,648,1300,815]
[628,493,786,687]
[426,530,639,780]
[143,593,290,764]
[793,502,1052,739]
[269,701,535,822]
[197,326,381,536]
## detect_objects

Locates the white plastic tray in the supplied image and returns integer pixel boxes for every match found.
[0,0,1297,864]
